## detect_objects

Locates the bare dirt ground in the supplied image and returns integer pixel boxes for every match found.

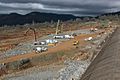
[0,21,116,80]
[0,33,100,64]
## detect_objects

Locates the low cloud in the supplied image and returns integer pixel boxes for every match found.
[0,0,120,16]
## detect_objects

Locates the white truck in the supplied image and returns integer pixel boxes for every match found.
[34,46,48,53]
[46,39,58,44]
[64,35,74,39]
[33,41,46,45]
[53,35,74,39]
[84,37,93,41]
[53,35,64,39]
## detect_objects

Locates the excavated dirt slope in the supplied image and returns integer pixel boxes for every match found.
[80,27,119,80]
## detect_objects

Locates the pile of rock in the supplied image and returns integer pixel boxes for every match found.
[56,60,90,80]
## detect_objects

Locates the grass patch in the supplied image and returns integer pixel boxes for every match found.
[56,51,65,57]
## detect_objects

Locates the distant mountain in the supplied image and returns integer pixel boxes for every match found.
[101,11,120,16]
[96,11,120,21]
[0,12,79,26]
[1,11,119,26]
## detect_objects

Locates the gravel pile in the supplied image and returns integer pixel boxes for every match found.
[6,71,57,80]
[55,60,90,80]
[1,60,90,80]
[0,43,34,60]
[1,65,62,80]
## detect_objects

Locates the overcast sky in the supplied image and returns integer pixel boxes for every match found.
[0,0,120,16]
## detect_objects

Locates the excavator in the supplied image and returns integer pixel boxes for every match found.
[24,27,48,53]
[24,27,37,42]
[73,41,79,45]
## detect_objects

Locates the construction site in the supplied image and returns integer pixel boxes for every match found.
[0,19,119,80]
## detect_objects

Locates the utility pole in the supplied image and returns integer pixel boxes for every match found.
[61,24,64,33]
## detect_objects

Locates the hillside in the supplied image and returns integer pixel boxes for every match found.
[0,12,78,26]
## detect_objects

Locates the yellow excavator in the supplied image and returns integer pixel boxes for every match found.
[73,41,79,45]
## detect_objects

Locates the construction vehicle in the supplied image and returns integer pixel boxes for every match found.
[46,39,58,44]
[84,37,93,41]
[64,35,74,39]
[53,35,74,39]
[90,28,98,32]
[45,39,58,46]
[34,46,48,53]
[55,20,65,35]
[34,41,39,45]
[55,20,60,35]
[53,35,64,39]
[72,33,77,36]
[25,28,48,53]
[48,43,56,46]
[39,41,47,45]
[73,41,79,45]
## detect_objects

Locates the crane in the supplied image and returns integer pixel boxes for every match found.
[55,20,60,35]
